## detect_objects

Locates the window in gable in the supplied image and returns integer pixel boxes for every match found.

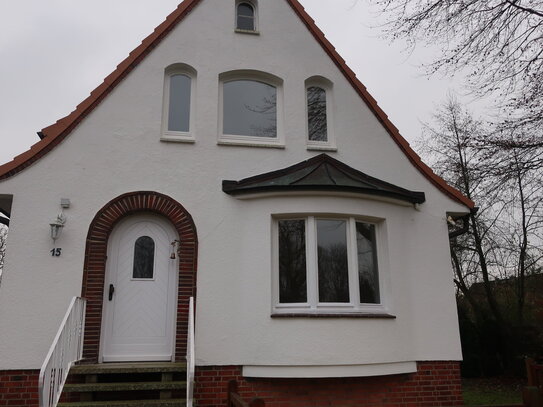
[274,216,386,314]
[307,86,328,142]
[161,64,196,143]
[219,71,284,148]
[236,1,257,32]
[305,77,336,151]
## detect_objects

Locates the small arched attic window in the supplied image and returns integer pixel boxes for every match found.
[236,1,258,32]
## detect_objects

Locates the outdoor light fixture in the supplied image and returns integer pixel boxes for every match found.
[50,213,66,242]
[50,199,70,242]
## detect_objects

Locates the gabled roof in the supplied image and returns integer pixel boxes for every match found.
[0,0,474,209]
[223,154,426,205]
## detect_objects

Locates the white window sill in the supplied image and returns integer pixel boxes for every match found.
[235,29,260,35]
[161,133,195,143]
[271,312,395,319]
[218,138,285,149]
[307,144,337,152]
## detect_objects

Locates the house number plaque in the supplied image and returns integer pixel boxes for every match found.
[50,248,62,257]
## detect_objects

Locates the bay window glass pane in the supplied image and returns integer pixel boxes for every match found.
[223,80,277,138]
[278,220,307,303]
[133,236,155,279]
[168,74,191,132]
[317,220,349,303]
[307,86,327,141]
[356,222,380,303]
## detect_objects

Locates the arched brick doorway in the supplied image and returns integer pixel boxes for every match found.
[81,191,197,363]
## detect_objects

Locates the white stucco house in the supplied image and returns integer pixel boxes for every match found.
[0,1,473,406]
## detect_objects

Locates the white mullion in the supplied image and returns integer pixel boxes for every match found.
[271,219,279,310]
[306,216,318,309]
[347,218,359,308]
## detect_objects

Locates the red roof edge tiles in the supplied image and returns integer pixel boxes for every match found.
[0,0,474,209]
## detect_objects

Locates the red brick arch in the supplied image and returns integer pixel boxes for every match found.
[81,191,198,362]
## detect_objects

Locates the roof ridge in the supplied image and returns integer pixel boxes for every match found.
[0,0,474,209]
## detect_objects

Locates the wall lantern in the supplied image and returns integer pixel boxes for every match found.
[50,199,70,242]
[50,213,66,242]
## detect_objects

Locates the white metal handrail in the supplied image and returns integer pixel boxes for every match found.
[186,296,195,407]
[39,297,86,407]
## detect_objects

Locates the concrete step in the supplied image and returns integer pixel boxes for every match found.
[63,381,186,393]
[70,362,186,375]
[58,399,186,407]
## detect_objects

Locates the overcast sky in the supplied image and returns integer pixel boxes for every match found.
[0,0,485,165]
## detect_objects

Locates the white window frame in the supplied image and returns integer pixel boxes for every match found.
[235,0,259,34]
[305,76,336,151]
[218,70,285,148]
[272,214,389,315]
[161,64,197,143]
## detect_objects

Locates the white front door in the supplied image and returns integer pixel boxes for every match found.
[101,215,178,362]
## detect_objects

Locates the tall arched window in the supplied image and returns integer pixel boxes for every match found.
[305,76,336,151]
[161,64,197,143]
[237,2,256,31]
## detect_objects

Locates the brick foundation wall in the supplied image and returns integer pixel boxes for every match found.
[195,361,463,407]
[0,370,39,407]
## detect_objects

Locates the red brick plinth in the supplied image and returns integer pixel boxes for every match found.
[195,361,463,407]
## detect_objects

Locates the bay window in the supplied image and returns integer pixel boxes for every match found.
[274,216,385,314]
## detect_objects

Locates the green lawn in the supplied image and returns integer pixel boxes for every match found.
[463,377,524,406]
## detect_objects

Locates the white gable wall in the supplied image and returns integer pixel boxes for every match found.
[0,0,465,370]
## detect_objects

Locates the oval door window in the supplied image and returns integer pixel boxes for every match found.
[133,236,155,279]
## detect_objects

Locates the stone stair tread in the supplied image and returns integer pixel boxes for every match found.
[63,381,186,392]
[70,362,187,374]
[58,399,186,407]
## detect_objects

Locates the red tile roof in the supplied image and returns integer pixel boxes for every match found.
[0,0,474,209]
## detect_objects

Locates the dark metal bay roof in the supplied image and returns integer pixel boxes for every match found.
[222,154,426,204]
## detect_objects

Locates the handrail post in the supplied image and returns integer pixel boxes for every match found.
[186,297,195,407]
[38,297,87,407]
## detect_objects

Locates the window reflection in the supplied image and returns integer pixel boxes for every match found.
[133,236,155,279]
[356,222,380,303]
[168,74,191,132]
[307,86,327,142]
[279,220,307,303]
[223,80,277,138]
[317,220,350,303]
[237,3,255,31]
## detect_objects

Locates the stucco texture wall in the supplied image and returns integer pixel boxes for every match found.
[0,0,466,370]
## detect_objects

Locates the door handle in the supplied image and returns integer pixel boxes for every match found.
[108,284,115,301]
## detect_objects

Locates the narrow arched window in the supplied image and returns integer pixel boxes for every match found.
[162,64,197,142]
[237,2,255,31]
[307,86,328,142]
[133,236,155,279]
